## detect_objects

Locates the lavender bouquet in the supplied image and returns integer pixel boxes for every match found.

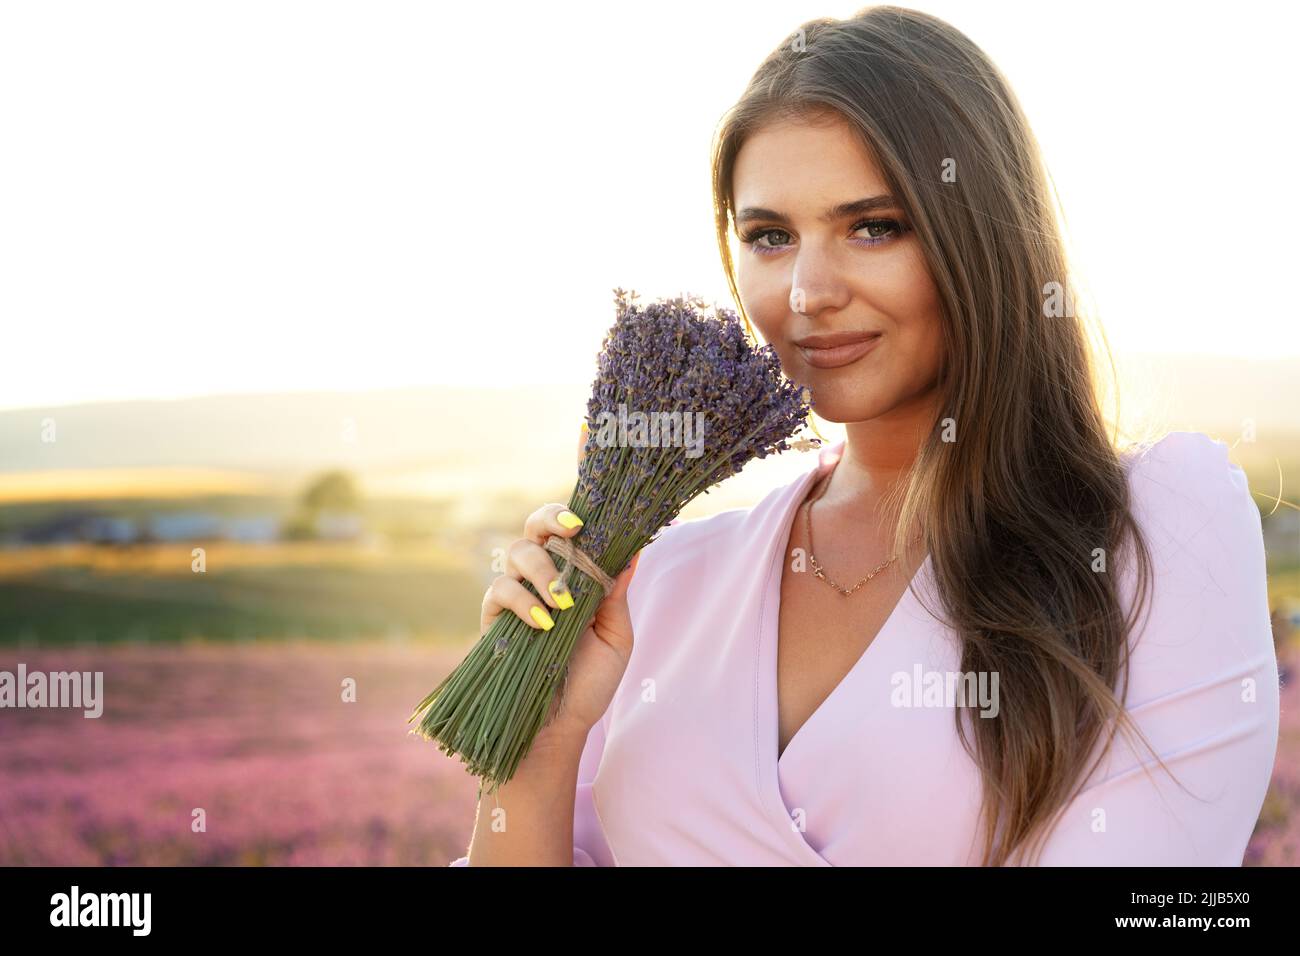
[408,289,818,793]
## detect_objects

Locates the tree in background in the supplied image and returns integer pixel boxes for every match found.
[302,470,360,513]
[283,470,362,540]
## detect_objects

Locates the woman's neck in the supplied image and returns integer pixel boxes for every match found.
[825,392,938,509]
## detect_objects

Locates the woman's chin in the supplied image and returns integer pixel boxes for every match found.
[801,386,891,425]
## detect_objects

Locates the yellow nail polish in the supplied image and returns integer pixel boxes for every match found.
[557,511,583,529]
[530,606,555,630]
[549,579,574,610]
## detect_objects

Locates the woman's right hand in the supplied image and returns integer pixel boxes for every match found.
[478,425,640,741]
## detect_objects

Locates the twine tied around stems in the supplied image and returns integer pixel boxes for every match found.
[543,534,616,597]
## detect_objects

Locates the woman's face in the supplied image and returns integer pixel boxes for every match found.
[732,114,945,425]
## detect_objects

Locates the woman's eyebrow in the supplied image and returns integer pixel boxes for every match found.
[735,194,901,226]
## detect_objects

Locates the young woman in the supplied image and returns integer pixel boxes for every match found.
[452,6,1279,866]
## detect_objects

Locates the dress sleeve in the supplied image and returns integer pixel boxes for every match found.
[1033,432,1280,865]
[448,707,614,866]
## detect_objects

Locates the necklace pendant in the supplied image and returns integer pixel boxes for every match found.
[802,481,919,598]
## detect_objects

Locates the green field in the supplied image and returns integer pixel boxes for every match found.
[0,542,484,645]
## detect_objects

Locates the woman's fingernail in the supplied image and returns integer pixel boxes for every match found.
[548,579,574,610]
[529,606,555,630]
[557,511,583,529]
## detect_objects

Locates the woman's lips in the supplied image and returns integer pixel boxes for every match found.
[796,334,882,369]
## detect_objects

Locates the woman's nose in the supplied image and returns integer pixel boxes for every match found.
[790,252,851,317]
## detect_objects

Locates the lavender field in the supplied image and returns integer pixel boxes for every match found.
[1,637,1297,866]
[0,640,478,866]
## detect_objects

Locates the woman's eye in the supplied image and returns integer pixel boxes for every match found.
[852,218,908,243]
[741,227,793,252]
[740,218,908,255]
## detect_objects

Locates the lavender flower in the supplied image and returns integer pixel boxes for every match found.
[409,289,817,791]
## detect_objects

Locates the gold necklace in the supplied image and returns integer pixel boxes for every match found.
[802,470,919,597]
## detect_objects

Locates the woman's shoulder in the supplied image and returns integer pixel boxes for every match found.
[1114,428,1274,704]
[1121,429,1251,502]
[1118,426,1258,530]
[1119,427,1264,584]
[633,489,786,573]
[626,465,812,604]
[1119,429,1263,574]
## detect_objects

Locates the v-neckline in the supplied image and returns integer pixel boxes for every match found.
[755,441,932,863]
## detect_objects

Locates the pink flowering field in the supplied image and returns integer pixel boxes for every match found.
[0,639,480,865]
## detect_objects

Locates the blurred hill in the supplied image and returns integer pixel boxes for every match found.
[1,353,1297,518]
[0,384,586,489]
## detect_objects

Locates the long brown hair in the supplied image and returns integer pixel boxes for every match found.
[711,5,1178,865]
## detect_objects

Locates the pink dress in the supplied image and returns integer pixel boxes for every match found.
[451,431,1279,865]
